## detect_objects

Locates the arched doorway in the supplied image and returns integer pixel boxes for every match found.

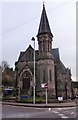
[21,71,32,95]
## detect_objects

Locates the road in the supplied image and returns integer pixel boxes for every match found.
[2,104,77,119]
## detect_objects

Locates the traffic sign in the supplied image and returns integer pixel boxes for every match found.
[44,83,48,89]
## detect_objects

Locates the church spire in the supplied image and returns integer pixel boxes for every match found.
[37,3,53,37]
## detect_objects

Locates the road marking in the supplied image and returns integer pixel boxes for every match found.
[59,113,68,118]
[61,116,68,118]
[70,112,74,115]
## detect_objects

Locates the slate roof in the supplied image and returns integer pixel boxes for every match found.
[37,3,53,37]
[18,45,34,62]
[59,61,66,74]
[52,48,60,63]
[18,52,25,62]
[16,44,68,77]
[52,48,66,74]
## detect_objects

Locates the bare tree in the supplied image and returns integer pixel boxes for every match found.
[1,61,15,87]
[2,61,9,72]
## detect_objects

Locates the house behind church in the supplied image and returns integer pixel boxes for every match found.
[15,4,72,99]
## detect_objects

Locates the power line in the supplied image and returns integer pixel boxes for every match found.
[1,1,75,35]
[1,15,38,35]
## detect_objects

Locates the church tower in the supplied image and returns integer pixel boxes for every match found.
[37,3,53,59]
[37,4,55,98]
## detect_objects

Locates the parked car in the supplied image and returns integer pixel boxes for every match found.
[3,88,13,95]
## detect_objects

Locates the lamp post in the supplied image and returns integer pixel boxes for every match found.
[31,37,35,104]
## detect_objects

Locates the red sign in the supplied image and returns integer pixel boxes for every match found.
[44,83,48,88]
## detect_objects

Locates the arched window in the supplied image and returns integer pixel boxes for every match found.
[43,70,46,82]
[43,40,45,52]
[48,41,49,52]
[39,41,42,52]
[49,70,52,82]
[32,53,33,59]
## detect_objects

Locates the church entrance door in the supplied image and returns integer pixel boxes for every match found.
[22,71,32,94]
[23,77,30,91]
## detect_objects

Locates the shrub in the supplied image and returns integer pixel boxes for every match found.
[20,97,45,103]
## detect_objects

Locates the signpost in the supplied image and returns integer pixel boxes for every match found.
[41,83,48,104]
[46,88,48,104]
[31,37,36,104]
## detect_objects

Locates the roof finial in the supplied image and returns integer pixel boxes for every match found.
[43,1,45,7]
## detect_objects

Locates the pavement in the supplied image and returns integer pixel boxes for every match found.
[2,101,77,108]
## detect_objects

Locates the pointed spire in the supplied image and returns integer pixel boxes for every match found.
[43,1,45,7]
[37,3,53,37]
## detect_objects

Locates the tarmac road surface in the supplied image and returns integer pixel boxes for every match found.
[2,104,77,119]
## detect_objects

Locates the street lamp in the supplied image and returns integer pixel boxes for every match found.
[31,37,35,104]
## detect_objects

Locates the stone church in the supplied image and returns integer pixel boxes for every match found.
[15,4,72,99]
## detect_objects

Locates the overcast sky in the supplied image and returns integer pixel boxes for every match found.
[0,0,77,81]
